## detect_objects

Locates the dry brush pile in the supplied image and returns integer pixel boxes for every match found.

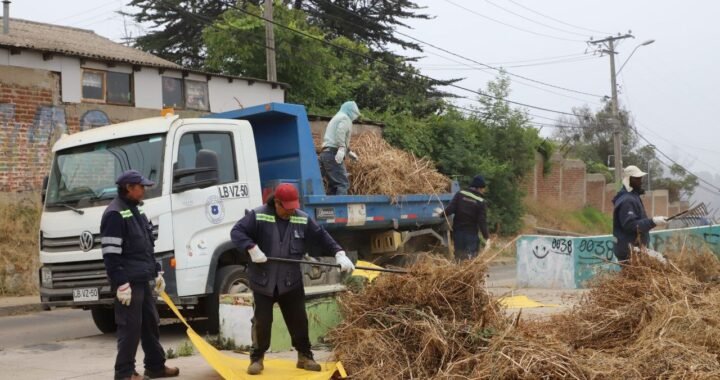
[313,132,451,198]
[330,249,720,379]
[0,194,41,295]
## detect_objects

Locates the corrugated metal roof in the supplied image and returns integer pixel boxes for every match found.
[0,18,181,69]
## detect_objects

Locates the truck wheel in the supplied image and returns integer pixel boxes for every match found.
[206,265,249,334]
[91,306,117,334]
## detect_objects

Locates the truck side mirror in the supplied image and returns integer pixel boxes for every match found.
[172,149,220,193]
[41,175,49,204]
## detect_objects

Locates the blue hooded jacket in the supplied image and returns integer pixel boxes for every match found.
[612,187,656,261]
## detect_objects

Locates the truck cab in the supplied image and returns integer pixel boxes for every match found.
[39,103,454,333]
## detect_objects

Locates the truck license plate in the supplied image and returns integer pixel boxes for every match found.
[73,288,99,302]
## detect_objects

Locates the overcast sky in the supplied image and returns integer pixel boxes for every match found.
[9,0,720,203]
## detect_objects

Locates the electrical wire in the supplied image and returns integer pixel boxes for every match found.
[50,0,120,24]
[420,56,599,70]
[310,0,603,99]
[442,0,586,43]
[484,0,589,37]
[504,0,611,35]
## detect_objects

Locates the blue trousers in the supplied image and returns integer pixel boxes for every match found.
[114,282,166,379]
[453,230,480,261]
[319,150,349,195]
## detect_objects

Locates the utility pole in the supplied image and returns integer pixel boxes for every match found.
[264,0,277,82]
[588,33,633,185]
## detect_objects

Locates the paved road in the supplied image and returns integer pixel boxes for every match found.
[0,308,101,350]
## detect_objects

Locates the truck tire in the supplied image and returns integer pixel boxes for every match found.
[206,265,249,334]
[91,306,117,334]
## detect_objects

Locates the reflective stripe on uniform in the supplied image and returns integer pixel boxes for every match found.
[290,216,308,224]
[460,190,484,203]
[102,246,122,255]
[101,237,123,245]
[120,210,133,218]
[256,213,276,223]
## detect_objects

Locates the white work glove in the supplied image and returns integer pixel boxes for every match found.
[335,147,346,164]
[117,283,132,306]
[432,207,444,217]
[652,216,668,226]
[248,245,268,263]
[154,272,165,293]
[484,239,493,252]
[348,151,359,161]
[335,251,355,273]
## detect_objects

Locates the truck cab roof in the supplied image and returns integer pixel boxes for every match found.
[53,115,181,152]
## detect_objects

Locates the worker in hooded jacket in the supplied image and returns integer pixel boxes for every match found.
[319,101,362,195]
[231,183,355,375]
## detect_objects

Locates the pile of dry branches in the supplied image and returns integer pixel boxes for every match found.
[330,249,720,379]
[313,132,451,197]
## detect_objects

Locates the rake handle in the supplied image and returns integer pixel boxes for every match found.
[265,257,409,274]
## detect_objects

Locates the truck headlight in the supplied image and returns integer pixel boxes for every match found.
[41,266,52,288]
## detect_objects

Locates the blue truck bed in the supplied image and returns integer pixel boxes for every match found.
[206,103,457,232]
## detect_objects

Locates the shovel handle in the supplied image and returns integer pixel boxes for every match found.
[265,257,409,274]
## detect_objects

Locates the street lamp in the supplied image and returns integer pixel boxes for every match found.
[616,39,656,76]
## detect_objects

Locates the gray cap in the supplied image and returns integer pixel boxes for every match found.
[115,170,155,186]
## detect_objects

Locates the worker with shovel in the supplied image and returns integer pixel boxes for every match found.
[612,165,668,262]
[434,175,491,261]
[231,183,355,375]
[319,101,362,195]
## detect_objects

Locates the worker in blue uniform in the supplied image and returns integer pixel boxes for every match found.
[100,170,179,380]
[612,165,668,262]
[435,175,491,261]
[231,183,355,375]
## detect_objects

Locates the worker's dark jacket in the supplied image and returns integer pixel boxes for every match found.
[230,204,342,297]
[444,189,489,239]
[100,196,160,287]
[612,187,656,261]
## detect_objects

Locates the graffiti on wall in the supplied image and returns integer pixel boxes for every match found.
[79,110,110,131]
[0,103,67,183]
[517,237,575,289]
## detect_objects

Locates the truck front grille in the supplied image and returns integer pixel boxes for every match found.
[47,260,109,289]
[42,234,101,253]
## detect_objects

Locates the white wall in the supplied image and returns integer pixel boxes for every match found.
[208,78,284,113]
[134,68,162,109]
[0,49,285,111]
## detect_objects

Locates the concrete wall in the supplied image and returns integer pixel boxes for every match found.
[517,225,720,288]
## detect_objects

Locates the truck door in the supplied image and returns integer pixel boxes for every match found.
[169,123,250,296]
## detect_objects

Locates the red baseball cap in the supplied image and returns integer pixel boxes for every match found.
[275,183,300,210]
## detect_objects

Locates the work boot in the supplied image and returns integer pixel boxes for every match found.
[247,358,264,375]
[143,366,179,378]
[116,373,148,380]
[297,353,321,372]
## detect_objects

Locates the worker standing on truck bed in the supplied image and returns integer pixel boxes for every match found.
[100,170,179,380]
[612,165,668,262]
[230,183,355,375]
[319,101,362,195]
[435,175,491,261]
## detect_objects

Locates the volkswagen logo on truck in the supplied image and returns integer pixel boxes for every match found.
[79,231,94,252]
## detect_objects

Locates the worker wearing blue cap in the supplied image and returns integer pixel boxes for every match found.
[100,170,179,380]
[434,175,491,261]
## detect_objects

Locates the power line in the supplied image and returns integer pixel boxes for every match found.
[309,0,603,99]
[50,0,119,24]
[420,55,599,70]
[484,0,588,37]
[219,2,578,116]
[503,0,611,35]
[442,0,585,43]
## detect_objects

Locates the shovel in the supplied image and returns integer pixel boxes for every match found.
[266,257,409,274]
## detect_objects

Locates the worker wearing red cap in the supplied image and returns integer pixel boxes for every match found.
[230,183,355,375]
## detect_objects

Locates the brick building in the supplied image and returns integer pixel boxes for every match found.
[0,17,285,192]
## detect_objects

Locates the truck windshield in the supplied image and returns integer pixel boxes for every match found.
[45,134,166,209]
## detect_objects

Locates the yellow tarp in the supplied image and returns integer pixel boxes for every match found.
[351,260,383,282]
[498,295,559,309]
[160,292,347,380]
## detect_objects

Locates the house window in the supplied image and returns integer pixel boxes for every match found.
[82,70,105,101]
[185,80,209,111]
[162,77,184,109]
[106,72,132,105]
[81,69,133,105]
